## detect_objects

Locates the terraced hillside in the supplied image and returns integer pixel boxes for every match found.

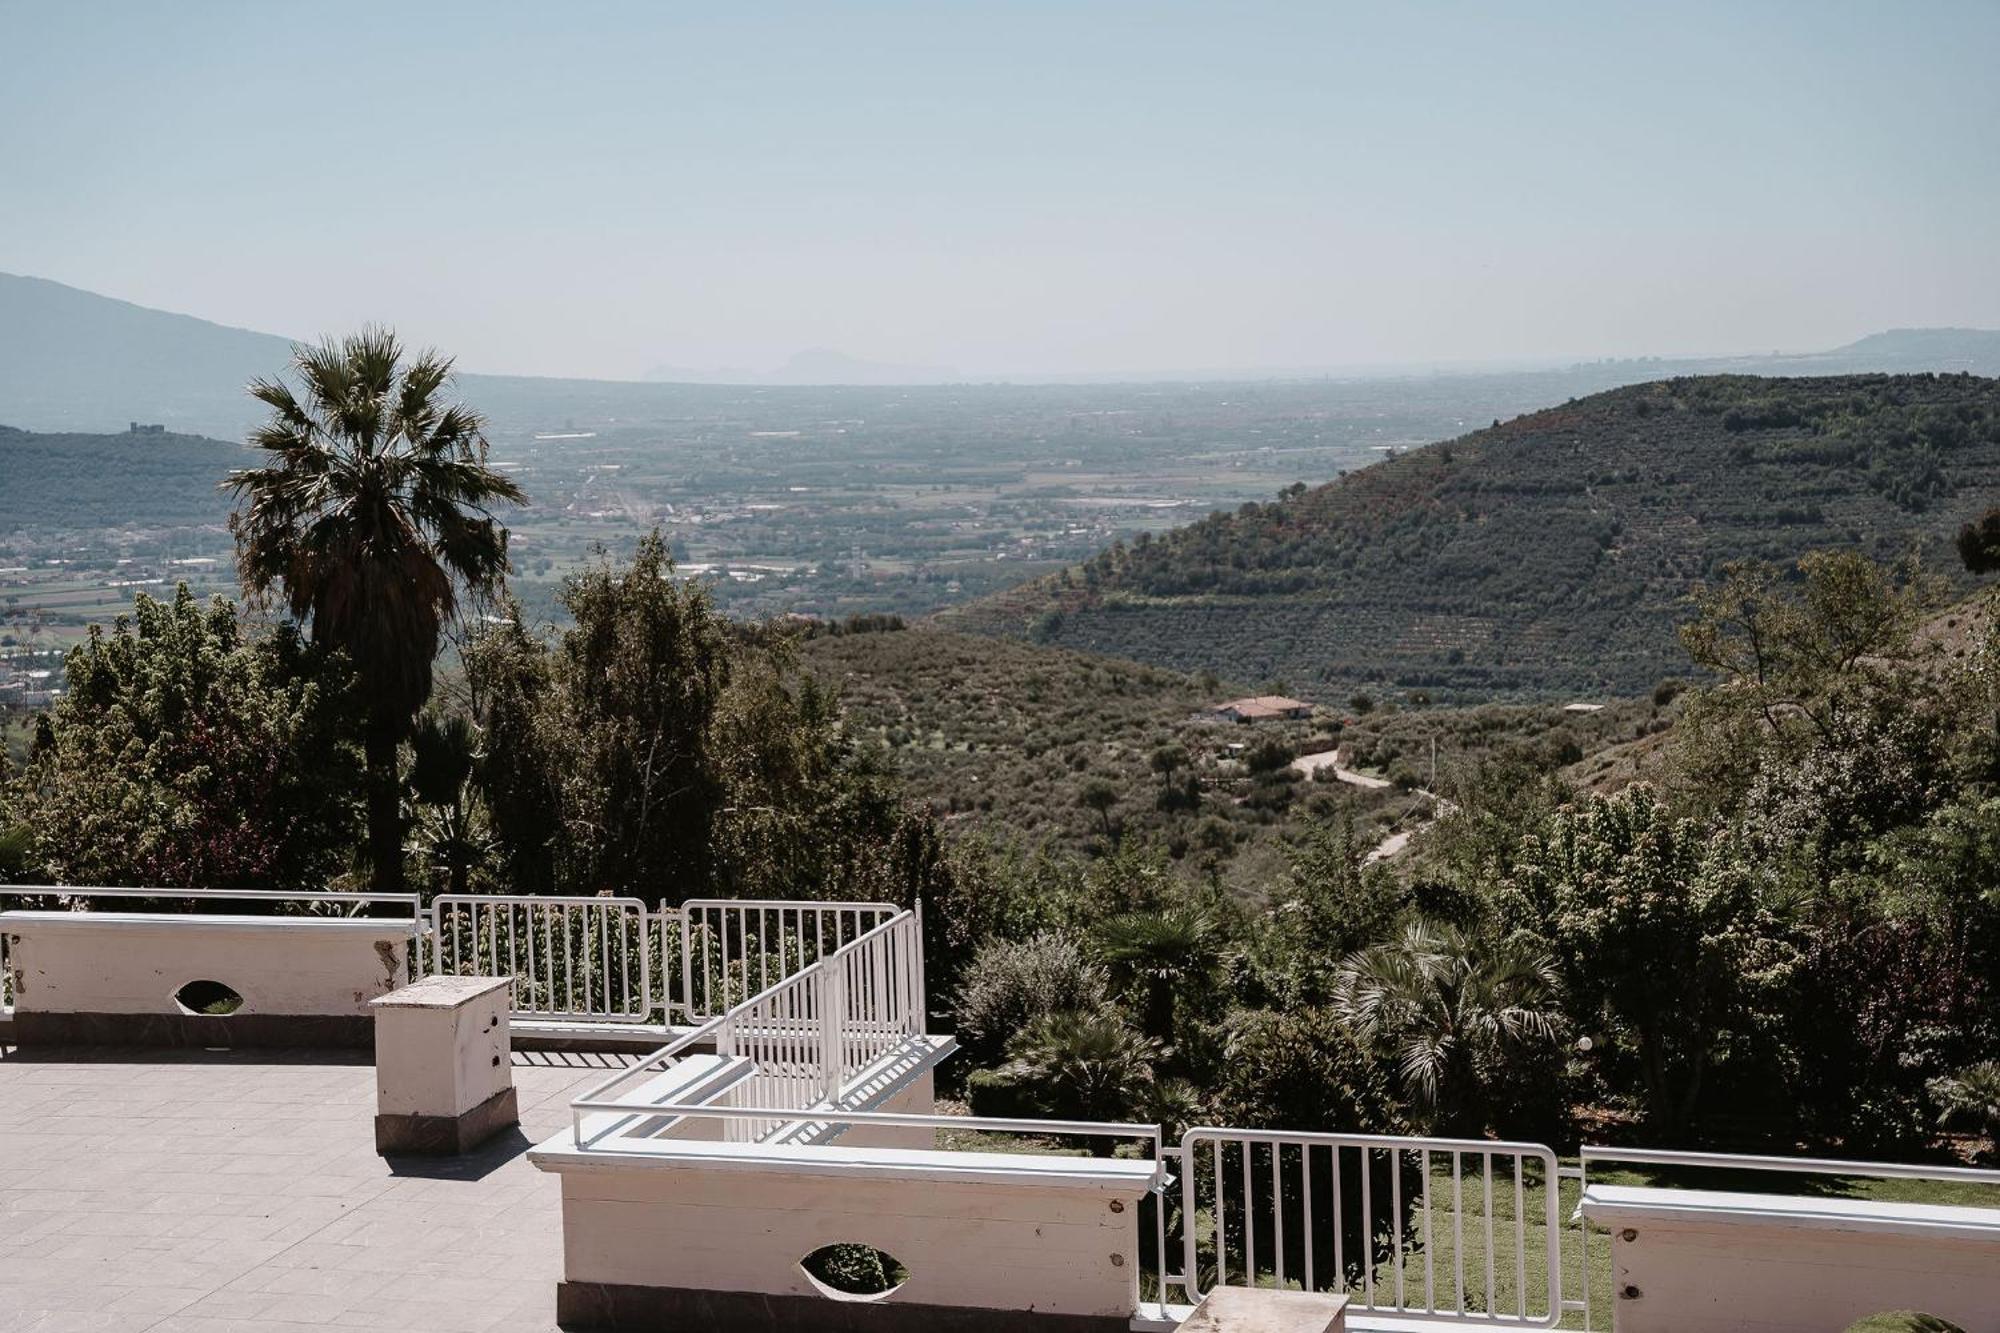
[945,374,2000,699]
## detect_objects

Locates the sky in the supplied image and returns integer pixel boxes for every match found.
[2,1,1997,381]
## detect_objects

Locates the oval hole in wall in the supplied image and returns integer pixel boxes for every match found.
[173,980,243,1015]
[799,1243,908,1301]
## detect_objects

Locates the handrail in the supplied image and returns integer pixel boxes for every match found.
[1579,1144,2000,1186]
[571,906,920,1135]
[0,883,424,915]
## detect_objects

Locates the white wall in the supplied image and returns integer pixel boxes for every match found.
[1584,1184,2000,1333]
[2,911,414,1017]
[537,1145,1156,1319]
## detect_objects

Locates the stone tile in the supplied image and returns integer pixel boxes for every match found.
[0,1049,617,1332]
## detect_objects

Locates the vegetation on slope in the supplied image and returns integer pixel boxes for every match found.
[0,424,245,531]
[949,374,2000,699]
[803,623,1673,891]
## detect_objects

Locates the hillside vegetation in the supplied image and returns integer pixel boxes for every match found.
[948,374,2000,699]
[802,624,1667,891]
[0,424,244,531]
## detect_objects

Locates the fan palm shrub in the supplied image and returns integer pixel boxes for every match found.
[1333,916,1563,1135]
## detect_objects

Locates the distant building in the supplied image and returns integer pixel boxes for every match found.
[1209,694,1313,723]
[129,422,166,435]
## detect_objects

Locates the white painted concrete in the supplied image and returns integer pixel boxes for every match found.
[530,1137,1157,1318]
[1582,1184,2000,1333]
[0,910,415,1017]
[370,974,512,1118]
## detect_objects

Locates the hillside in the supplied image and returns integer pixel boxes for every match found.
[802,623,1664,892]
[0,424,245,532]
[946,374,2000,699]
[0,274,295,437]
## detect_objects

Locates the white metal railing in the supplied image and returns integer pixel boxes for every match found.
[0,884,426,1010]
[678,899,901,1022]
[429,894,655,1024]
[573,907,925,1146]
[1567,1145,2000,1332]
[0,885,899,1031]
[1178,1129,1563,1325]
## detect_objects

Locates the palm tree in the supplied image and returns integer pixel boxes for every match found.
[1094,905,1224,1044]
[1332,917,1561,1135]
[973,1010,1161,1151]
[226,331,524,893]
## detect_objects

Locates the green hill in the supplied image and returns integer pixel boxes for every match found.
[0,423,247,532]
[945,373,2000,699]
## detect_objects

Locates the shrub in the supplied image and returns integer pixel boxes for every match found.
[952,932,1110,1065]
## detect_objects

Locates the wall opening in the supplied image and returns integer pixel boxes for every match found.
[173,979,243,1015]
[800,1243,909,1301]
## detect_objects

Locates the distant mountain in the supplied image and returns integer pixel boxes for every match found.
[0,274,294,438]
[1812,328,2000,375]
[944,373,2000,700]
[0,423,247,532]
[5,268,1999,434]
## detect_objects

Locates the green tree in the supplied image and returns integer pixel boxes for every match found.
[1504,789,1791,1139]
[1078,778,1119,838]
[1332,916,1563,1136]
[470,535,733,896]
[15,587,361,890]
[226,331,523,893]
[1094,904,1225,1044]
[407,711,486,897]
[1676,552,1937,811]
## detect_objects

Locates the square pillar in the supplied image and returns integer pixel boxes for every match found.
[371,974,517,1154]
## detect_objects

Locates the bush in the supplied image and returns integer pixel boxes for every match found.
[952,932,1110,1066]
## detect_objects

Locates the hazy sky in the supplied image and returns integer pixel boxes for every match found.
[3,1,1997,381]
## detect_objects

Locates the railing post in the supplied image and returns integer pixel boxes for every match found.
[820,959,845,1104]
[911,900,927,1033]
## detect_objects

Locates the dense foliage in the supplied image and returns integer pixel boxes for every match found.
[8,588,361,889]
[924,549,2000,1161]
[462,532,949,908]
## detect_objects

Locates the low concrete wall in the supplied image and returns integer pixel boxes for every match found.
[531,1136,1158,1331]
[1582,1184,2000,1333]
[2,910,416,1048]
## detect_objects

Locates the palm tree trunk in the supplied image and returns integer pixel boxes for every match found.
[364,723,404,895]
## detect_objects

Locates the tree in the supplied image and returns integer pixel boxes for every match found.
[1955,507,2000,574]
[1149,743,1188,787]
[466,532,957,913]
[1332,916,1563,1135]
[15,587,361,891]
[1504,789,1792,1139]
[469,535,733,896]
[407,711,485,897]
[1078,778,1118,838]
[1676,552,1937,809]
[1255,814,1405,1007]
[226,331,523,893]
[1094,904,1225,1044]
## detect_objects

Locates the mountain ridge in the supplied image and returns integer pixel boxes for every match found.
[8,270,2000,439]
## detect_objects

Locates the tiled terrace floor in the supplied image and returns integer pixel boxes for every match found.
[0,1045,633,1332]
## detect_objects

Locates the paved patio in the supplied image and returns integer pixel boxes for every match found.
[0,1045,633,1332]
